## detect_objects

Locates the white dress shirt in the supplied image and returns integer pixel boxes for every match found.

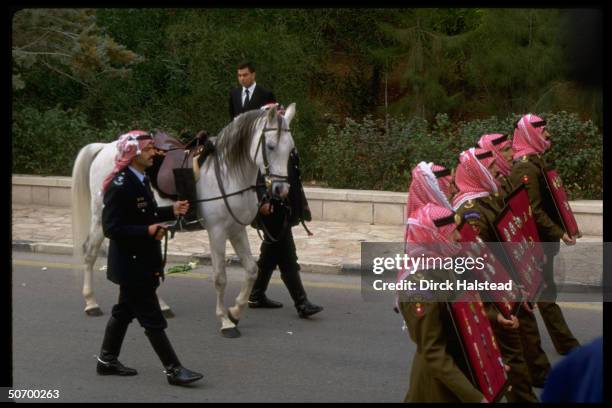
[242,82,257,106]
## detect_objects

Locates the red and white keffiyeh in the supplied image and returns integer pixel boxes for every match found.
[478,133,512,177]
[397,203,461,284]
[452,148,500,210]
[432,164,453,200]
[101,130,153,193]
[512,113,550,159]
[404,162,453,245]
[405,162,453,219]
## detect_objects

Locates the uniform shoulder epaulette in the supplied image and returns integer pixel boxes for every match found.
[463,210,481,220]
[463,209,481,226]
[112,172,126,186]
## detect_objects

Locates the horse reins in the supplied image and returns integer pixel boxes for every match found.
[175,115,293,242]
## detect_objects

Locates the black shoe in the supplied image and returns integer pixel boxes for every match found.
[96,357,138,376]
[297,301,323,318]
[97,316,134,375]
[145,329,203,386]
[165,365,204,386]
[248,296,283,309]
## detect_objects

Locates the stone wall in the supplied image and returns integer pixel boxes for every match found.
[12,175,603,236]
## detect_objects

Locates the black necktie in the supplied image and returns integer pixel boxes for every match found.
[243,89,250,108]
[143,176,153,197]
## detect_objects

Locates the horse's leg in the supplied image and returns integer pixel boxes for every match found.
[228,229,258,324]
[83,217,105,316]
[209,229,240,338]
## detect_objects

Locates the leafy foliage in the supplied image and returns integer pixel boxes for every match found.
[316,112,601,199]
[12,106,123,175]
[12,9,142,90]
[12,8,602,199]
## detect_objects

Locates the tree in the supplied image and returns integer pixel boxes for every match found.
[12,8,143,90]
[371,9,479,121]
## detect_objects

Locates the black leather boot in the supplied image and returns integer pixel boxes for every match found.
[173,168,201,231]
[281,268,323,319]
[249,262,283,308]
[145,329,204,386]
[296,300,324,319]
[280,264,323,318]
[97,316,138,376]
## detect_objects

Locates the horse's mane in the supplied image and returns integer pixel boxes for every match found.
[211,109,269,179]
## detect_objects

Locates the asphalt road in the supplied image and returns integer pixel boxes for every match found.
[10,252,603,403]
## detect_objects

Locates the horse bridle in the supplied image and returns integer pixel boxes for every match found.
[255,114,290,192]
[212,114,291,229]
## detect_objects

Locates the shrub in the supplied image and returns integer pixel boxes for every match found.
[314,111,602,199]
[12,106,125,176]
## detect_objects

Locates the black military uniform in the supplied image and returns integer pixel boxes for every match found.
[97,167,203,385]
[249,149,323,318]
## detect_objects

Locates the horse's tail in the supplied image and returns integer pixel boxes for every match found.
[71,143,105,260]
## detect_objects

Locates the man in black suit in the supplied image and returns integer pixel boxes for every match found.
[249,143,323,318]
[97,130,203,386]
[229,62,276,120]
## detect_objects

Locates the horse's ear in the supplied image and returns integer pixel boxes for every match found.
[284,103,296,127]
[266,105,278,123]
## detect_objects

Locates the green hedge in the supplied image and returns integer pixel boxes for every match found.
[12,106,126,176]
[12,106,601,200]
[315,111,602,200]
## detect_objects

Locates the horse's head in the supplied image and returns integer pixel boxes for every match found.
[253,103,296,199]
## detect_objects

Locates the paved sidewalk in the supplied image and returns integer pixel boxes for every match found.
[11,204,603,284]
[11,204,403,274]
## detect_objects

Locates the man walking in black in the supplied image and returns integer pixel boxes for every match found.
[97,130,203,386]
[249,135,323,318]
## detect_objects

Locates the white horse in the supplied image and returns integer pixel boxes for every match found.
[71,104,296,338]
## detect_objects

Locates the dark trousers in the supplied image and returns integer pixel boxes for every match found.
[111,283,167,331]
[519,309,551,385]
[537,244,580,354]
[250,229,307,306]
[493,321,539,402]
[99,282,168,364]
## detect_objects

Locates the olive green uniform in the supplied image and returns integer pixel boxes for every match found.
[509,155,580,357]
[399,270,483,403]
[456,197,539,402]
[498,176,515,207]
[498,175,515,201]
[498,170,553,385]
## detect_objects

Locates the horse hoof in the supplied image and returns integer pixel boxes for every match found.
[228,311,239,326]
[85,307,103,317]
[162,309,175,319]
[220,327,241,338]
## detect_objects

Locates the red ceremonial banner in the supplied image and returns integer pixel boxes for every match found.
[542,169,581,238]
[449,296,509,402]
[458,223,521,318]
[494,206,544,301]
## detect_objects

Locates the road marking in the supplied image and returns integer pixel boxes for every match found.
[13,259,78,270]
[11,259,605,310]
[557,302,603,311]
